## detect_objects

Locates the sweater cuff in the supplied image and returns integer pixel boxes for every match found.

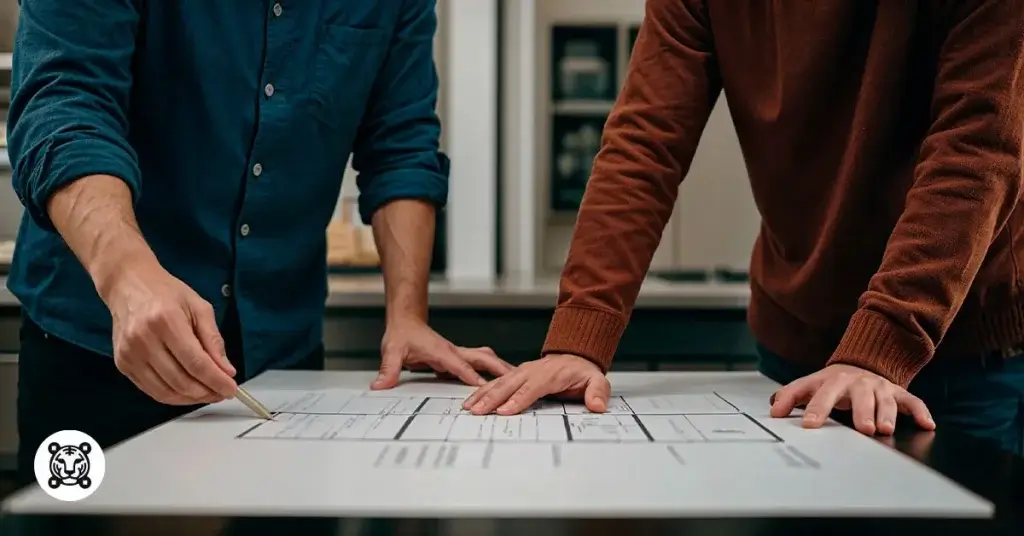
[826,309,933,389]
[541,306,626,372]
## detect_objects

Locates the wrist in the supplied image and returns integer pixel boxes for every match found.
[91,244,162,306]
[386,309,428,328]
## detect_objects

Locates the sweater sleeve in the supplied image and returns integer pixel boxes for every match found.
[541,0,722,371]
[828,0,1024,388]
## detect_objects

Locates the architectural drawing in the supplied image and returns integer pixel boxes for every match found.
[238,391,780,444]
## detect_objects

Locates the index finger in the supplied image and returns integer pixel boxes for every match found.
[458,347,514,377]
[432,349,487,387]
[495,378,548,416]
[770,378,815,418]
[802,377,853,428]
[165,317,237,398]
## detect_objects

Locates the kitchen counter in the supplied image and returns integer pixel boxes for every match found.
[0,275,751,310]
[326,274,750,309]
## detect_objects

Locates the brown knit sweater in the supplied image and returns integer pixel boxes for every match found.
[542,0,1024,388]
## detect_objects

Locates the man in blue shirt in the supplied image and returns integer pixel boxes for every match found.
[8,0,511,485]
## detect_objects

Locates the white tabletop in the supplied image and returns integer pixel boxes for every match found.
[2,371,992,518]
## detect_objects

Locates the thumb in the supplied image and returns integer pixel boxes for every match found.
[190,300,235,377]
[372,345,404,390]
[584,375,611,413]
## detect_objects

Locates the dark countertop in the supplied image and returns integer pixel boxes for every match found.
[2,422,1022,536]
[0,274,752,310]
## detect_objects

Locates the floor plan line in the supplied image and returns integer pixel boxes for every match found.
[394,415,416,441]
[742,413,784,442]
[682,415,708,441]
[713,392,742,412]
[631,414,655,442]
[412,398,430,414]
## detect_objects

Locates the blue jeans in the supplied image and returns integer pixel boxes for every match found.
[757,345,1024,456]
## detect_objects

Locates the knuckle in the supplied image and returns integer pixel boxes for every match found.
[855,377,877,390]
[209,335,226,352]
[143,309,172,330]
[381,341,402,357]
[180,354,203,372]
[113,353,132,373]
[121,328,145,351]
[197,301,215,317]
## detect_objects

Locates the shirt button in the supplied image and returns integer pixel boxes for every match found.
[252,163,263,177]
[272,3,282,17]
[221,284,232,298]
[264,83,274,98]
[240,224,250,237]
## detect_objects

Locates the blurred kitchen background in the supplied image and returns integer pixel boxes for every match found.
[0,0,760,473]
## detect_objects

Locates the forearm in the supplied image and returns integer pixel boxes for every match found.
[8,0,145,303]
[540,0,722,370]
[47,175,159,302]
[371,199,436,324]
[828,0,1024,387]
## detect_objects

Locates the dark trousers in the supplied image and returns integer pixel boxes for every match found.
[757,344,1024,456]
[16,304,325,487]
[14,306,338,535]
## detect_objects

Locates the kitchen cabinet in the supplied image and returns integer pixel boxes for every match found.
[502,0,760,277]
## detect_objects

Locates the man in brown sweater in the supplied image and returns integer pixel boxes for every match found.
[464,0,1024,453]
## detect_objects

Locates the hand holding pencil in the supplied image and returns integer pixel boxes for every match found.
[101,262,240,406]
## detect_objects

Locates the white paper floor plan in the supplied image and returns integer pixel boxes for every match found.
[237,391,780,444]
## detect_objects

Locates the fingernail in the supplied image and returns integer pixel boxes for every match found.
[804,412,817,421]
[882,420,893,428]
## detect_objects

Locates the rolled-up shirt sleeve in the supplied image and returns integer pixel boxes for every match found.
[8,0,142,232]
[351,0,449,225]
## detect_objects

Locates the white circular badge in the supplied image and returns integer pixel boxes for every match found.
[33,430,105,502]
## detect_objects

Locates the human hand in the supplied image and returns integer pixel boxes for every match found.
[769,363,935,435]
[462,354,610,415]
[104,263,238,405]
[371,320,514,389]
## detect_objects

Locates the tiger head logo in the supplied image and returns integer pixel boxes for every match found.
[47,442,93,490]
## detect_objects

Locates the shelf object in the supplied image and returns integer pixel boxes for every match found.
[547,23,642,213]
[548,25,618,212]
[327,198,380,270]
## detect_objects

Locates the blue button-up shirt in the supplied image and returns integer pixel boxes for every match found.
[6,0,449,377]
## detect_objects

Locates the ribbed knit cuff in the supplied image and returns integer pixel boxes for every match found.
[826,309,933,389]
[541,306,627,373]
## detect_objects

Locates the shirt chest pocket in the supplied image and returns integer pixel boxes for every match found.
[309,25,390,129]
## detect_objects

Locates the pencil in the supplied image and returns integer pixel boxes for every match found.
[235,386,274,420]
